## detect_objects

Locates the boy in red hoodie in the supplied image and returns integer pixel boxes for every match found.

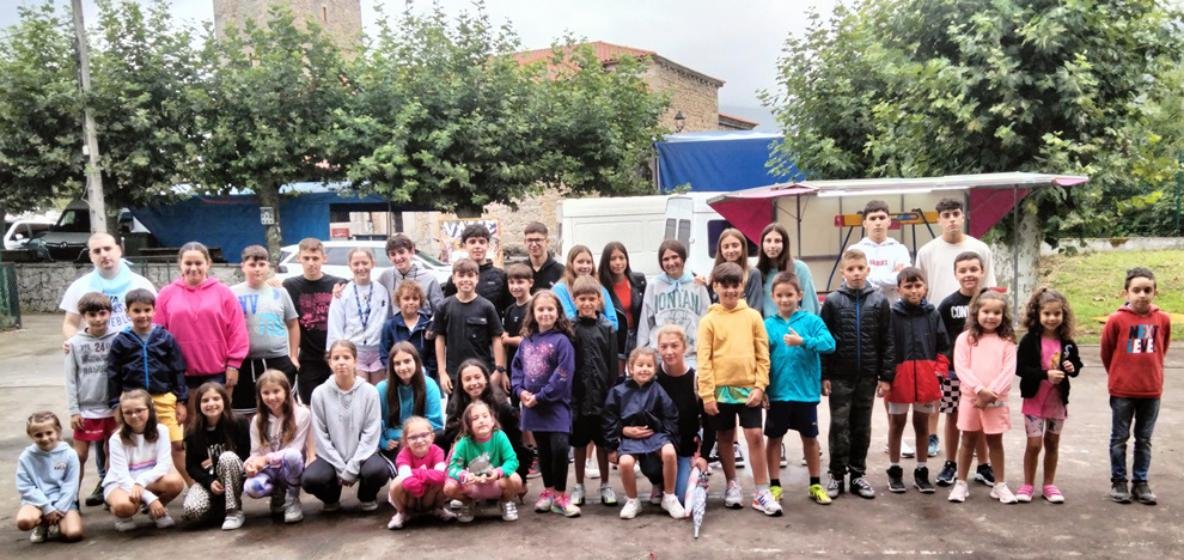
[1101,267,1171,505]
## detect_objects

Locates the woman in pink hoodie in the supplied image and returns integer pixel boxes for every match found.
[154,242,249,394]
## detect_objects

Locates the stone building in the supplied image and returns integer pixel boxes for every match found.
[211,0,363,53]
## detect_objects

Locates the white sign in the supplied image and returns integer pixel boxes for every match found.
[260,206,276,225]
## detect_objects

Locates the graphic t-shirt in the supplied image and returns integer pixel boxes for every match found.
[232,283,298,358]
[283,275,343,360]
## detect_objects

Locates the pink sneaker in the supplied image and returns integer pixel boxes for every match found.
[1042,484,1065,504]
[1015,484,1034,503]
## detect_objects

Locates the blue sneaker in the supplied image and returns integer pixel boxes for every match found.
[927,434,940,458]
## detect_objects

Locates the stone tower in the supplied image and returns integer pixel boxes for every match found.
[212,0,363,53]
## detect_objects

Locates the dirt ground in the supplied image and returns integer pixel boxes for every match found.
[1,314,1182,559]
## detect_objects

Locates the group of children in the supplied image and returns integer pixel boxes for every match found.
[15,206,1173,543]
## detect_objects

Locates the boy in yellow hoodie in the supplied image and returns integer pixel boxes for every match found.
[697,262,778,516]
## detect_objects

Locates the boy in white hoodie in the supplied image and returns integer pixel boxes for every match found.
[16,412,82,543]
[850,200,912,305]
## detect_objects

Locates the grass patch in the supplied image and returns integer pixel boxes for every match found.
[1038,249,1184,343]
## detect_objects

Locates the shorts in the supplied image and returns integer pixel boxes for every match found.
[939,376,961,414]
[571,415,608,448]
[622,451,666,485]
[956,397,1010,435]
[73,417,117,443]
[1024,415,1065,437]
[887,401,937,415]
[707,402,763,433]
[356,346,383,374]
[462,481,504,501]
[151,393,184,443]
[763,401,819,438]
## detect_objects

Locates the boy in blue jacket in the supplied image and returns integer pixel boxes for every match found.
[763,272,835,505]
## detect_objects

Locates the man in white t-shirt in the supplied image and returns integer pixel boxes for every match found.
[59,232,156,338]
[914,198,997,305]
[850,200,912,304]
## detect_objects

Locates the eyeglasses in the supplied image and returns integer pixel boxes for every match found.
[525,237,546,245]
[122,407,149,416]
[406,432,433,442]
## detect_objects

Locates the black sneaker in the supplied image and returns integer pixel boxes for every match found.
[1110,480,1132,503]
[936,460,957,487]
[850,476,876,499]
[974,463,996,486]
[825,475,845,499]
[886,466,906,493]
[914,465,935,494]
[1132,481,1157,505]
[85,480,104,507]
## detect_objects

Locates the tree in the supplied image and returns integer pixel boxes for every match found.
[191,5,350,258]
[761,0,1184,240]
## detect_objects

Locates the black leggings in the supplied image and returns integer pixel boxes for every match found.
[300,454,390,504]
[535,431,571,492]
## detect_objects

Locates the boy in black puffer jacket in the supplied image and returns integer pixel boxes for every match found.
[570,276,619,506]
[820,249,895,500]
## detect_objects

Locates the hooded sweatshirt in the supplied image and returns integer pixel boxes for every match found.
[309,375,382,482]
[602,378,679,455]
[696,300,771,404]
[249,404,312,459]
[377,263,444,315]
[107,325,189,407]
[553,281,620,332]
[379,309,436,372]
[65,328,119,418]
[886,299,950,404]
[375,376,444,450]
[154,277,249,376]
[764,309,835,403]
[16,442,79,514]
[1100,304,1172,398]
[327,280,391,353]
[851,236,911,303]
[954,331,1016,402]
[637,272,711,365]
[759,260,820,318]
[510,329,576,433]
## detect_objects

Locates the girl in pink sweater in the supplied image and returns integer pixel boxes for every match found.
[948,291,1018,504]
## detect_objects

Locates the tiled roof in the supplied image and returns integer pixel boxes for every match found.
[512,40,723,87]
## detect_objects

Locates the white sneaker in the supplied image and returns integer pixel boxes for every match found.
[570,483,586,505]
[724,479,743,509]
[948,480,969,503]
[752,489,783,517]
[619,497,642,519]
[902,440,916,459]
[29,525,46,543]
[359,500,379,512]
[154,512,175,529]
[779,443,788,468]
[599,485,618,505]
[387,512,405,530]
[221,510,245,531]
[501,500,519,522]
[533,490,555,513]
[436,506,458,522]
[990,483,1018,504]
[114,517,137,532]
[283,494,304,523]
[457,502,475,523]
[660,492,686,518]
[585,460,601,480]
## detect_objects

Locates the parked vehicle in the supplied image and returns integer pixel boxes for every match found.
[274,240,452,284]
[3,220,53,250]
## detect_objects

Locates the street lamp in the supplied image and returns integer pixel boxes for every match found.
[674,110,686,133]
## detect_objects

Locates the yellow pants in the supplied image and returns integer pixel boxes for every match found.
[151,392,183,443]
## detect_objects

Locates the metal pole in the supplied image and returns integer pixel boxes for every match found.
[1011,186,1019,315]
[71,0,107,234]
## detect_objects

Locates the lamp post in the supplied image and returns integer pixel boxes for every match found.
[674,110,686,133]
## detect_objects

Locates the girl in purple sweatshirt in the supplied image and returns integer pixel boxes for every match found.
[510,290,578,518]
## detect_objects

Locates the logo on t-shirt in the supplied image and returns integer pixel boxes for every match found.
[949,305,968,320]
[1126,324,1160,354]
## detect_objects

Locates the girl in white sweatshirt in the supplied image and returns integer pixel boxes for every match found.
[327,248,391,384]
[103,389,185,532]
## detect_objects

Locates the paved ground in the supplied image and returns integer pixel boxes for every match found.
[1,313,1182,559]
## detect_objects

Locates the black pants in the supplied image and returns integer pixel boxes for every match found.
[535,431,571,492]
[827,376,877,478]
[300,454,390,504]
[234,355,298,412]
[296,358,331,406]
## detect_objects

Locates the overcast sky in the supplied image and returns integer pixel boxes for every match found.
[3,0,843,130]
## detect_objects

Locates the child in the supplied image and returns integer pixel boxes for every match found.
[502,263,533,385]
[511,290,580,517]
[655,324,708,506]
[851,201,911,304]
[433,258,506,395]
[1017,287,1083,504]
[16,411,82,543]
[502,263,538,475]
[64,292,118,508]
[444,359,532,485]
[600,241,647,371]
[569,275,618,506]
[379,281,436,375]
[444,402,524,523]
[763,272,835,505]
[244,371,313,523]
[442,223,511,313]
[103,389,186,531]
[603,347,685,519]
[885,268,949,494]
[387,416,452,529]
[756,223,819,316]
[707,228,762,310]
[934,252,994,487]
[107,288,189,479]
[181,382,251,529]
[302,340,389,512]
[947,291,1018,504]
[638,239,711,367]
[377,342,445,459]
[820,248,894,500]
[282,237,346,405]
[697,261,777,514]
[376,233,444,314]
[327,248,391,385]
[552,244,620,332]
[1101,267,1172,505]
[232,244,300,415]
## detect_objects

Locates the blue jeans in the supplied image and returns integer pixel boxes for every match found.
[1109,397,1160,482]
[674,456,693,504]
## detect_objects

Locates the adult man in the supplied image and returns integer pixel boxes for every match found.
[914,198,997,304]
[376,233,444,314]
[59,232,156,337]
[524,222,564,293]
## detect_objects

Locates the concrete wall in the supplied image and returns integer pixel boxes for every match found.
[1041,237,1184,256]
[643,61,720,132]
[14,263,244,314]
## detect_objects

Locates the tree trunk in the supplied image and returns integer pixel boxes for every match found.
[1013,197,1041,312]
[258,183,284,264]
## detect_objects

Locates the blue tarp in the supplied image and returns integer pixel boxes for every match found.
[131,183,400,263]
[655,131,805,192]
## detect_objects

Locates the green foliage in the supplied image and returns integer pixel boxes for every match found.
[762,0,1184,241]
